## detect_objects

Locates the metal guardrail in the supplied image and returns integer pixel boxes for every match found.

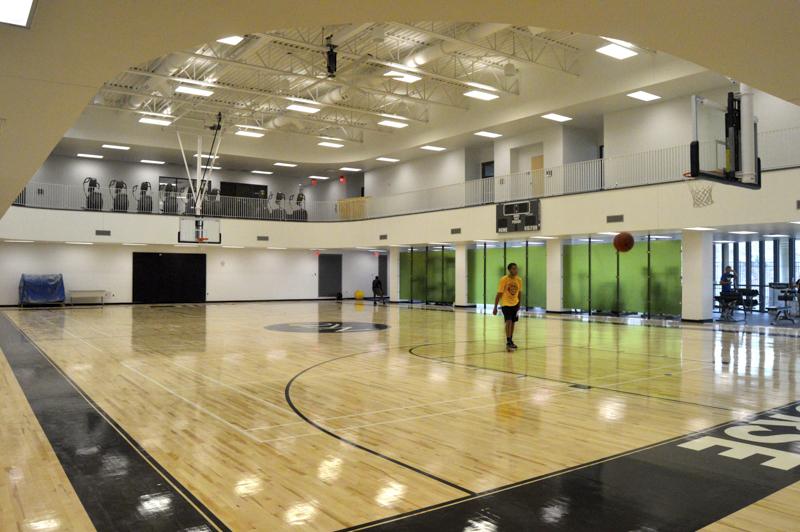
[12,128,800,222]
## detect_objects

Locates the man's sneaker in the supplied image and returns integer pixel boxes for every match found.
[508,341,518,349]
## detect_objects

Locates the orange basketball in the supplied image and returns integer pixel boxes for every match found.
[613,232,635,253]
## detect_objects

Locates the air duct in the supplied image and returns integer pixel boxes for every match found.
[406,23,510,67]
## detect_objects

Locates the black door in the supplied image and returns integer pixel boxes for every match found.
[132,252,206,304]
[318,254,342,297]
[378,254,388,296]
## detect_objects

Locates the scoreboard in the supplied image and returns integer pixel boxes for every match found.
[496,199,540,233]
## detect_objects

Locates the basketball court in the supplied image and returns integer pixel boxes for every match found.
[2,301,799,530]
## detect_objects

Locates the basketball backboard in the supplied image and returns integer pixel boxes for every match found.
[178,217,221,244]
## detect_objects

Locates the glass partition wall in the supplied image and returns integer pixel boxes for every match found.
[467,240,547,311]
[399,245,455,305]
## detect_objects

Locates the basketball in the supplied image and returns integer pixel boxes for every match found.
[613,232,635,253]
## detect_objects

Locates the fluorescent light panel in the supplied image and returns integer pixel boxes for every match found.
[596,43,638,60]
[223,245,245,249]
[194,154,218,159]
[729,231,758,235]
[380,113,408,121]
[318,141,344,148]
[175,85,214,97]
[122,243,147,246]
[465,81,498,92]
[65,242,93,245]
[308,175,330,180]
[4,240,34,243]
[77,153,103,159]
[0,0,35,27]
[598,232,620,236]
[235,130,264,138]
[601,36,635,48]
[286,103,321,114]
[141,159,165,165]
[383,71,422,83]
[420,145,446,152]
[139,117,172,126]
[251,170,273,175]
[474,131,502,138]
[463,90,499,101]
[102,144,130,151]
[339,167,362,172]
[542,113,572,122]
[217,35,244,45]
[376,157,399,162]
[763,234,789,238]
[268,247,287,250]
[627,90,661,102]
[378,119,409,129]
[684,227,717,231]
[274,162,297,167]
[201,165,222,170]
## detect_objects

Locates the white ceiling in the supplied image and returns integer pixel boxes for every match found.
[60,22,729,171]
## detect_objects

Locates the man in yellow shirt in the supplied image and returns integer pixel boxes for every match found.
[492,262,523,351]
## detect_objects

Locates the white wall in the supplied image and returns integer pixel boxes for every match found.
[30,155,363,204]
[510,143,543,173]
[0,242,377,305]
[603,96,693,157]
[465,143,495,180]
[494,125,563,175]
[562,126,600,164]
[364,148,466,196]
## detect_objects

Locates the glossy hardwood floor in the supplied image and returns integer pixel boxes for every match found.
[1,302,799,530]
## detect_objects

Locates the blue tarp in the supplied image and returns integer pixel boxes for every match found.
[19,274,65,305]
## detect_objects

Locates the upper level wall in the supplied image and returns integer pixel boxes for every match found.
[364,148,467,196]
[494,125,563,175]
[31,155,364,204]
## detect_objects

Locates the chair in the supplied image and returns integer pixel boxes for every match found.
[715,291,740,321]
[773,290,796,325]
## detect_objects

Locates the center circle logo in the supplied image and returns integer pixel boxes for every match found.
[266,321,389,333]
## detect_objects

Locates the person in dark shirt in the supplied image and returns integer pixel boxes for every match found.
[372,276,385,306]
[720,266,736,294]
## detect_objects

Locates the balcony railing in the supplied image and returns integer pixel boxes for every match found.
[11,127,800,222]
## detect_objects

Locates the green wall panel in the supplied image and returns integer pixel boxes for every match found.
[468,244,547,307]
[563,243,589,310]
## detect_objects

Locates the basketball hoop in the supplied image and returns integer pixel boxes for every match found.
[685,178,714,208]
[196,236,209,244]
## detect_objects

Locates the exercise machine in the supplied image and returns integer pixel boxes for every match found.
[293,192,308,221]
[109,179,129,212]
[83,177,103,211]
[133,182,153,213]
[162,183,179,214]
[273,192,286,220]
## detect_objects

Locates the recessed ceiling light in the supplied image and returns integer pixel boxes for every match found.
[474,131,502,138]
[194,154,218,159]
[235,130,264,138]
[383,71,422,84]
[376,157,399,162]
[649,235,672,240]
[251,170,273,175]
[175,243,199,247]
[541,113,572,122]
[378,119,409,129]
[286,103,320,114]
[309,175,330,180]
[601,36,635,48]
[235,124,267,131]
[65,242,93,245]
[223,245,245,249]
[4,240,34,243]
[729,231,758,235]
[465,81,497,92]
[268,247,287,250]
[598,232,620,236]
[763,234,789,238]
[318,135,344,141]
[175,85,214,97]
[274,162,297,167]
[420,145,446,152]
[0,0,35,27]
[102,144,130,150]
[429,242,451,246]
[141,159,166,165]
[791,221,800,225]
[339,167,362,172]
[139,117,172,126]
[217,35,244,46]
[627,91,661,102]
[463,90,499,101]
[201,165,222,170]
[318,141,344,148]
[122,243,147,246]
[596,43,638,60]
[475,239,499,243]
[286,96,318,104]
[529,236,556,240]
[380,113,408,121]
[77,153,103,159]
[713,240,735,244]
[684,227,717,231]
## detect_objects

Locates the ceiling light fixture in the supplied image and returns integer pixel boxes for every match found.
[201,165,222,170]
[77,153,103,159]
[318,135,344,141]
[529,236,556,240]
[465,81,497,92]
[139,117,172,126]
[223,245,245,249]
[383,70,422,84]
[627,90,661,102]
[268,247,287,250]
[175,85,214,97]
[649,235,672,240]
[474,131,502,138]
[378,119,409,129]
[140,159,165,165]
[541,113,572,122]
[684,227,717,231]
[274,162,297,167]
[713,240,735,244]
[235,124,267,131]
[194,154,218,159]
[235,130,264,138]
[251,170,273,175]
[286,96,318,104]
[598,232,620,236]
[286,103,321,114]
[601,36,635,48]
[318,141,344,148]
[217,35,244,46]
[376,157,399,162]
[122,243,147,246]
[0,0,35,27]
[475,239,499,243]
[339,167,362,172]
[379,113,408,121]
[463,90,500,101]
[729,231,758,235]
[308,175,330,180]
[420,145,446,152]
[65,242,93,245]
[763,234,789,238]
[102,144,130,151]
[4,240,34,243]
[596,43,638,60]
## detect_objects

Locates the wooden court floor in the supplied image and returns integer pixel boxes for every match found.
[1,302,799,530]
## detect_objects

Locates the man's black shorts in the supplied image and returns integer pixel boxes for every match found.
[501,305,520,322]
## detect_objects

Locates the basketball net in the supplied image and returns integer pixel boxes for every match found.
[685,178,714,208]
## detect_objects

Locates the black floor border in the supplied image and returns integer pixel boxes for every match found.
[343,399,800,530]
[0,313,230,532]
[284,350,476,496]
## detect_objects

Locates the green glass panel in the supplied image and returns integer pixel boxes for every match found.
[468,247,485,305]
[563,243,589,310]
[590,242,617,313]
[399,251,411,300]
[650,239,682,316]
[618,240,649,313]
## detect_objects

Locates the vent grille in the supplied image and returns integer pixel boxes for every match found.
[606,215,624,223]
[450,228,462,234]
[256,235,269,241]
[95,229,111,236]
[379,234,388,240]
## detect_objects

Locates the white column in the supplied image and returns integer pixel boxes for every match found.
[739,83,756,184]
[545,238,564,312]
[388,246,401,302]
[682,230,714,321]
[454,242,469,306]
